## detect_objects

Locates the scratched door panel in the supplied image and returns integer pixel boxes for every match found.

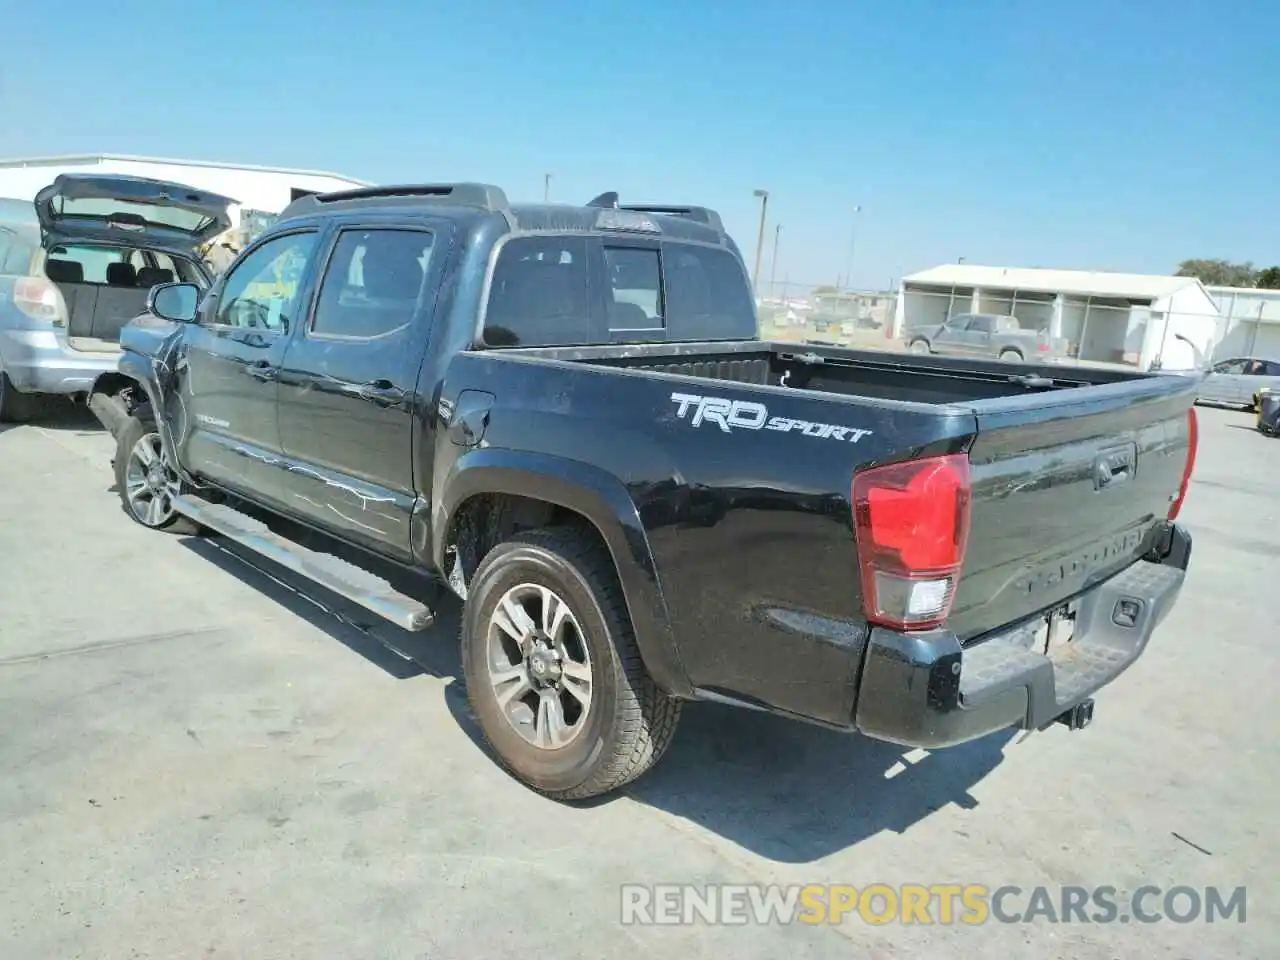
[276,224,440,560]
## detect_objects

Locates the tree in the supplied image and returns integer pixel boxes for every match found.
[1175,259,1257,287]
[1256,266,1280,290]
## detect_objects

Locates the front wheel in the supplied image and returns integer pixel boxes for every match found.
[908,339,930,354]
[114,414,198,534]
[462,527,681,800]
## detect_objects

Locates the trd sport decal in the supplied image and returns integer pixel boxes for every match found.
[669,392,873,443]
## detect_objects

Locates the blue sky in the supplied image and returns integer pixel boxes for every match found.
[2,0,1276,289]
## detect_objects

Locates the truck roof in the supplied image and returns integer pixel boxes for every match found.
[276,183,735,250]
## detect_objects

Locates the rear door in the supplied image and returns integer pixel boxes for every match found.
[949,375,1196,641]
[964,314,996,356]
[275,220,446,561]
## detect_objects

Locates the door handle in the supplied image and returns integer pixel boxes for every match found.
[357,379,407,407]
[246,360,277,381]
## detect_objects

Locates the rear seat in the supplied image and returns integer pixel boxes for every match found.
[44,257,154,342]
[88,262,151,341]
[44,258,99,338]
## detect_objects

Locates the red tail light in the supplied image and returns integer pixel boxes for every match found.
[14,277,65,326]
[852,453,972,631]
[1037,342,1049,352]
[1167,408,1198,520]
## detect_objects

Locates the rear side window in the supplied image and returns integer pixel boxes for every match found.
[44,244,125,284]
[311,228,433,339]
[483,236,591,346]
[662,243,756,340]
[3,234,33,274]
[969,316,994,334]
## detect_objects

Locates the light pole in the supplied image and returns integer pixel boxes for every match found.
[769,224,782,298]
[843,205,862,293]
[751,189,769,294]
[544,173,552,202]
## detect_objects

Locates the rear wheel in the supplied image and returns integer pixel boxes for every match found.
[114,413,198,534]
[909,339,930,354]
[461,527,681,800]
[0,372,39,424]
[998,349,1023,362]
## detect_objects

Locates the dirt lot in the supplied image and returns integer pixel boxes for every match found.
[0,404,1274,959]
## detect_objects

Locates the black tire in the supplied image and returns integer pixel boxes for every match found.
[461,527,681,800]
[113,413,198,534]
[998,349,1023,362]
[0,372,39,424]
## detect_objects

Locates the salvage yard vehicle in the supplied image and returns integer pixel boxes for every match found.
[0,173,230,422]
[1196,356,1280,412]
[91,182,1198,800]
[908,312,1065,363]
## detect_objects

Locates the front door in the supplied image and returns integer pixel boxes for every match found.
[275,223,442,561]
[175,229,321,505]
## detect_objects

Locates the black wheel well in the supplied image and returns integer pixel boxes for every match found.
[999,347,1024,358]
[445,493,609,588]
[91,372,137,399]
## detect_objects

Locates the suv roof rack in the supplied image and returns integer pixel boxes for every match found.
[281,182,510,219]
[585,192,725,233]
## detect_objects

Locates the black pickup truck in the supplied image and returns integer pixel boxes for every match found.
[90,183,1198,800]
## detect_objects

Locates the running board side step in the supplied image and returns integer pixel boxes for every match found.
[172,495,435,632]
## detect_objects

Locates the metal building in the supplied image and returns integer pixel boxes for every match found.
[0,153,368,237]
[1204,286,1280,361]
[894,264,1222,369]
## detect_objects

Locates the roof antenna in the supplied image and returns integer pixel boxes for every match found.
[587,191,619,208]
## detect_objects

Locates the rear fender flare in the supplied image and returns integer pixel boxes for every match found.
[435,448,690,697]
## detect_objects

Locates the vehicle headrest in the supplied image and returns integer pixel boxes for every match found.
[44,258,83,282]
[137,267,174,288]
[360,236,425,300]
[106,262,138,287]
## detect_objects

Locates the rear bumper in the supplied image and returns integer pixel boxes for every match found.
[854,523,1191,749]
[0,329,119,395]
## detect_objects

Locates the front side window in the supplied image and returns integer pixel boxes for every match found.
[214,231,317,331]
[483,236,591,346]
[604,246,663,330]
[1214,359,1247,375]
[311,228,433,339]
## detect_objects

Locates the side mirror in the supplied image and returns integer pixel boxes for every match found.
[147,282,200,323]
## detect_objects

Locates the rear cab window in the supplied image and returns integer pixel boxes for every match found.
[482,236,592,347]
[481,233,755,347]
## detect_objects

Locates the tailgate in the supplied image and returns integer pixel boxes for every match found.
[948,375,1196,641]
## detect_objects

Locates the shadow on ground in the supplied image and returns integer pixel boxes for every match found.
[0,399,105,434]
[182,534,1010,863]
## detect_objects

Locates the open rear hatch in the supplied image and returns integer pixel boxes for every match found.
[34,173,236,251]
[948,375,1198,642]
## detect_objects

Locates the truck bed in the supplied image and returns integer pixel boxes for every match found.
[509,338,1154,405]
[486,338,1197,650]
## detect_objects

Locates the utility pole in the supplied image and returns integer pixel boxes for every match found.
[844,205,862,293]
[769,224,782,298]
[544,173,552,202]
[751,189,769,294]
